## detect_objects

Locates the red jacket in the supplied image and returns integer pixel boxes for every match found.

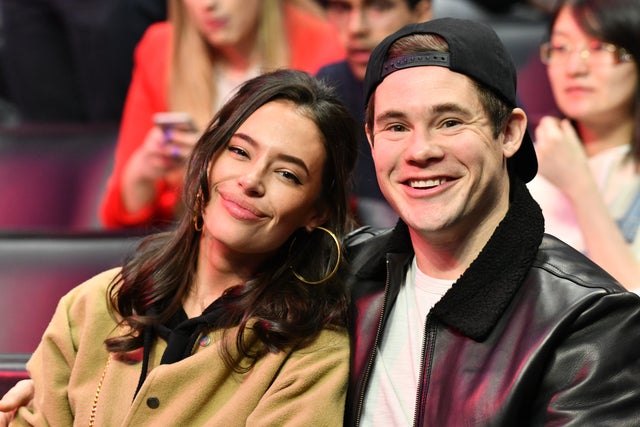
[100,5,345,229]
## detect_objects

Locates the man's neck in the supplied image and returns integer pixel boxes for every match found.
[408,193,510,280]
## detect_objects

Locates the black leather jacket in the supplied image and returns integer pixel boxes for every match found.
[344,178,640,426]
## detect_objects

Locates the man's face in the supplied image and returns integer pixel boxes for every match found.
[326,0,432,81]
[367,66,521,244]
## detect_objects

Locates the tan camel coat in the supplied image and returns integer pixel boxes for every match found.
[13,268,349,426]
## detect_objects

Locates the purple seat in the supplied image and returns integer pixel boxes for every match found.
[0,123,118,231]
[0,231,143,395]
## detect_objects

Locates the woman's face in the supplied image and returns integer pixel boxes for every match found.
[182,0,262,49]
[546,6,638,126]
[201,100,328,257]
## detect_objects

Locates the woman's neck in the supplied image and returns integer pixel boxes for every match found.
[184,236,265,318]
[577,116,634,157]
[214,30,262,75]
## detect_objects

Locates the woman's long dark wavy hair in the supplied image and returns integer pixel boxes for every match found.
[105,69,358,368]
[547,0,640,165]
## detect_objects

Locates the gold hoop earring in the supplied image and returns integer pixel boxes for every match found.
[193,190,204,232]
[290,226,341,285]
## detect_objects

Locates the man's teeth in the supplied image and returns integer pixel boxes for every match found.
[409,178,447,189]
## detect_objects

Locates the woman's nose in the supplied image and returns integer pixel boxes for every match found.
[238,170,265,196]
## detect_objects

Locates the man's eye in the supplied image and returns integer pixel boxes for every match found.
[369,0,393,12]
[386,124,407,132]
[327,1,350,13]
[442,119,461,128]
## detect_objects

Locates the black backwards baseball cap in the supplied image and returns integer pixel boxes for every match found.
[363,17,537,182]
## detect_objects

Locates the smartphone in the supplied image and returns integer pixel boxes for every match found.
[153,112,197,132]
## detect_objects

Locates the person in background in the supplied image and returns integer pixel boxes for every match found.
[344,17,640,425]
[101,0,345,231]
[0,0,166,123]
[527,0,640,292]
[3,69,357,426]
[431,0,552,19]
[318,0,431,228]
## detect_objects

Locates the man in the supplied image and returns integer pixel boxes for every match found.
[344,17,640,425]
[318,0,432,227]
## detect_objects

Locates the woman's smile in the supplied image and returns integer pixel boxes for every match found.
[218,190,267,221]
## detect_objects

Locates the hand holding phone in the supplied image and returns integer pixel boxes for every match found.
[153,112,197,133]
[151,112,199,162]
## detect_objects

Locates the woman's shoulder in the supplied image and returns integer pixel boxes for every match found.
[297,327,349,356]
[138,21,172,47]
[134,21,172,64]
[43,268,123,345]
[61,267,122,310]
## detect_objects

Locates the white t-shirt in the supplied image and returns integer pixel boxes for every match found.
[360,258,453,426]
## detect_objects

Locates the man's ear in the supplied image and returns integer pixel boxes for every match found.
[502,108,528,159]
[365,123,374,150]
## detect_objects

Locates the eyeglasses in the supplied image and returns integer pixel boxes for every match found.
[540,40,632,66]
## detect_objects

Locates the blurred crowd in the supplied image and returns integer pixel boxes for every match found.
[0,0,638,290]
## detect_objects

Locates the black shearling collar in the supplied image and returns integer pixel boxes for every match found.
[357,177,545,341]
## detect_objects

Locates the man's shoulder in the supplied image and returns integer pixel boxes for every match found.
[345,226,391,248]
[343,226,395,274]
[534,234,628,294]
[317,60,352,79]
[317,61,362,94]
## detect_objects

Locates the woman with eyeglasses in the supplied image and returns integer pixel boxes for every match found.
[527,0,640,292]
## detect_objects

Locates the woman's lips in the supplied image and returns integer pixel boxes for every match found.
[220,193,265,221]
[205,17,227,31]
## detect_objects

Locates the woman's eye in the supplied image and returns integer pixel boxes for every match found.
[550,43,570,54]
[279,170,302,185]
[228,145,248,157]
[590,41,609,52]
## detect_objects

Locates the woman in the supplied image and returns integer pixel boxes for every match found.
[101,0,345,230]
[528,0,640,291]
[7,69,358,425]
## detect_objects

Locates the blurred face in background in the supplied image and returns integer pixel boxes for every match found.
[183,0,262,50]
[325,0,432,81]
[544,6,637,126]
